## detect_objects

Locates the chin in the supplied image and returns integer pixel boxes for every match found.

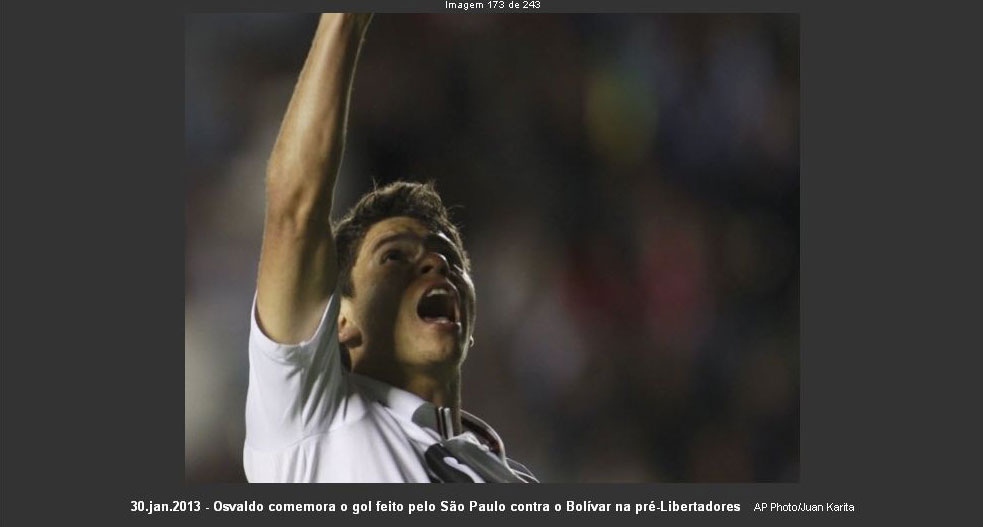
[397,315,467,367]
[401,340,466,369]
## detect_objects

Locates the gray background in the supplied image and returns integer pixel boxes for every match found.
[1,0,976,524]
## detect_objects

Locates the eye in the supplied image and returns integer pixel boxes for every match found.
[439,249,462,269]
[449,256,468,276]
[382,249,406,263]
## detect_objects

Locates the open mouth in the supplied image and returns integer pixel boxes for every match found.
[416,284,460,327]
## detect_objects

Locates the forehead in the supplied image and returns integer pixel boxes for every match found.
[361,216,430,249]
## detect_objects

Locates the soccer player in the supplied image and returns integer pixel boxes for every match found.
[244,13,537,482]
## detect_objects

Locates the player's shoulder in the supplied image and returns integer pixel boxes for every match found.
[248,292,340,362]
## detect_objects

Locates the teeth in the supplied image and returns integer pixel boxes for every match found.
[420,286,457,324]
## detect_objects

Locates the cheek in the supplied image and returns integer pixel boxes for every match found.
[360,267,411,324]
[461,276,477,321]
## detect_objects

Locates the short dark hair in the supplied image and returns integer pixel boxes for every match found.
[332,181,470,298]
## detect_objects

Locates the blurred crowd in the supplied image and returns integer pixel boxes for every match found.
[185,13,799,482]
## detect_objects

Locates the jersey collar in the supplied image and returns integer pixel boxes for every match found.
[349,372,440,429]
[350,372,507,461]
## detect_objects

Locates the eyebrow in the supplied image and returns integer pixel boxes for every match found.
[370,232,422,255]
[370,231,464,265]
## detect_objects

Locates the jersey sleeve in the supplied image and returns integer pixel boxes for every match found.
[244,293,347,452]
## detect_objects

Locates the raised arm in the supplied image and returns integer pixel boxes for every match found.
[256,13,372,344]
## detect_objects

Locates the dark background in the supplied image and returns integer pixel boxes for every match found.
[185,13,799,483]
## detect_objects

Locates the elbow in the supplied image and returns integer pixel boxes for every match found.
[264,172,332,238]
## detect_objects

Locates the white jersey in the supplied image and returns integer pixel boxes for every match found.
[243,292,536,483]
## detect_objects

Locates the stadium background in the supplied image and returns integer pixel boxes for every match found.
[185,13,799,482]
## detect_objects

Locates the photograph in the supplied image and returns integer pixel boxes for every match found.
[184,12,800,483]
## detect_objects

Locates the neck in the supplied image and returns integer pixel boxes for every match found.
[352,359,463,435]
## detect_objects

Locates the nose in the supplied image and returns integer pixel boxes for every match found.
[418,252,450,277]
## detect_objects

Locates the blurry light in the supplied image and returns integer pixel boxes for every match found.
[585,67,658,168]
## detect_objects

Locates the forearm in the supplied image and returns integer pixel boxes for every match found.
[266,13,371,224]
[256,14,371,344]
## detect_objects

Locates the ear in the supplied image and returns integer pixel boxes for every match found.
[337,297,362,349]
